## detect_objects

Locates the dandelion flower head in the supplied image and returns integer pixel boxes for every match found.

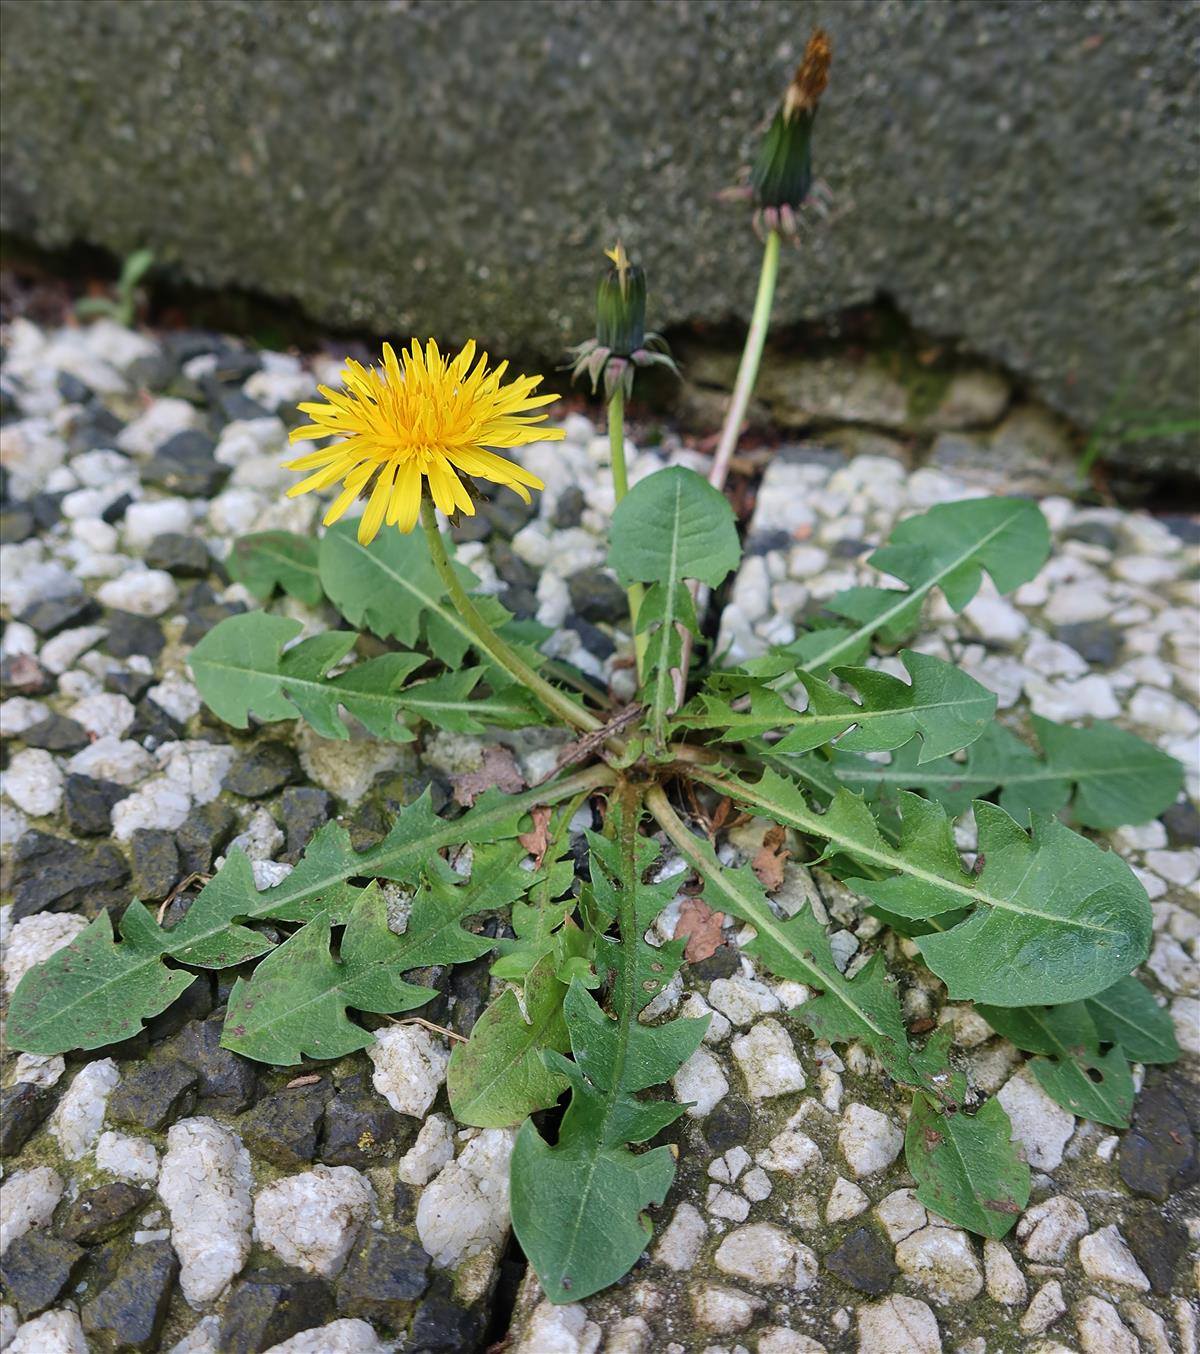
[285,339,560,543]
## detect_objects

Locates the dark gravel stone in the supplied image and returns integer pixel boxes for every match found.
[60,1182,152,1244]
[219,1266,335,1354]
[374,766,449,817]
[127,351,179,393]
[55,370,92,404]
[68,405,125,455]
[349,803,388,852]
[498,583,538,619]
[0,653,54,695]
[702,1097,751,1151]
[181,596,247,644]
[491,539,536,589]
[107,1058,199,1131]
[0,1231,85,1318]
[224,741,301,797]
[144,531,211,577]
[175,800,237,876]
[551,485,585,529]
[11,830,128,918]
[105,668,155,702]
[567,568,627,625]
[144,974,214,1043]
[209,347,262,384]
[745,528,793,556]
[129,828,181,902]
[101,491,134,524]
[280,786,334,864]
[104,609,166,660]
[337,1230,431,1322]
[82,1237,177,1352]
[1162,799,1200,847]
[172,1016,258,1111]
[480,492,536,538]
[209,385,271,424]
[238,1081,329,1168]
[18,591,98,637]
[689,943,740,983]
[321,1077,409,1167]
[825,1225,900,1295]
[831,537,872,559]
[1160,514,1200,544]
[1119,1077,1197,1200]
[409,1283,485,1352]
[449,512,491,544]
[128,697,185,746]
[0,1082,54,1156]
[64,773,132,837]
[570,615,616,661]
[1055,620,1122,667]
[0,504,35,544]
[1122,1209,1188,1294]
[143,428,228,497]
[20,713,90,752]
[28,491,66,530]
[1063,520,1119,551]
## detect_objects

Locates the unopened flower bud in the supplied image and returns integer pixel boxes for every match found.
[750,29,831,234]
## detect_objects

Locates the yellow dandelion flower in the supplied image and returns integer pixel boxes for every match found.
[285,339,560,544]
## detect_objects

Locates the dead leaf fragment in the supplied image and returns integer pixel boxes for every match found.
[752,824,791,891]
[518,805,553,868]
[674,897,726,963]
[451,745,526,807]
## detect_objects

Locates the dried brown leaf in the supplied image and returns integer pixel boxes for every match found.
[752,824,791,892]
[518,805,554,868]
[451,745,526,807]
[674,897,726,963]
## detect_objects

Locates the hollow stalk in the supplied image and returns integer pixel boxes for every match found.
[608,385,647,679]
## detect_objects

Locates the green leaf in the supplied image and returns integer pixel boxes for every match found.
[225,531,324,606]
[223,847,532,1064]
[749,497,1050,681]
[4,905,196,1056]
[7,769,610,1056]
[976,1001,1136,1128]
[815,717,1183,830]
[511,796,709,1303]
[906,1093,1031,1239]
[682,650,995,763]
[638,578,699,743]
[319,517,514,668]
[608,465,741,590]
[693,767,1152,1007]
[1083,975,1180,1064]
[448,953,571,1127]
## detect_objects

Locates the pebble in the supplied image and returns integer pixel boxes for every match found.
[415,1129,515,1268]
[757,1121,822,1176]
[1077,1224,1151,1290]
[714,1223,818,1290]
[730,1018,806,1099]
[367,1025,449,1118]
[96,567,178,616]
[7,1308,88,1354]
[997,1066,1075,1170]
[672,1046,730,1118]
[707,976,781,1025]
[0,1167,64,1255]
[259,1318,391,1354]
[123,497,193,548]
[1075,1296,1139,1354]
[67,736,156,785]
[513,1303,601,1354]
[158,1118,253,1304]
[115,398,201,457]
[1016,1195,1089,1261]
[39,624,107,674]
[67,691,135,739]
[1129,684,1199,735]
[147,673,202,724]
[48,1058,120,1160]
[110,776,192,840]
[691,1284,763,1335]
[94,1130,160,1183]
[1018,1279,1067,1336]
[856,1295,941,1354]
[655,1202,708,1271]
[396,1114,456,1186]
[838,1102,904,1178]
[156,740,235,803]
[254,1165,374,1278]
[894,1225,984,1302]
[2,748,63,816]
[2,912,87,995]
[982,1238,1027,1305]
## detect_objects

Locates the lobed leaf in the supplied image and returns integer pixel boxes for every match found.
[225,531,324,606]
[691,767,1152,1007]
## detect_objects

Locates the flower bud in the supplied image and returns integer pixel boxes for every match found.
[750,29,831,234]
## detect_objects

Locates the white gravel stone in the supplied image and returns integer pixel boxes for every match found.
[826,1176,869,1222]
[156,740,235,803]
[1,1304,18,1351]
[895,1225,984,1302]
[67,735,155,785]
[159,1118,254,1305]
[997,1066,1075,1169]
[39,624,108,674]
[0,555,78,614]
[123,497,193,547]
[396,1114,456,1187]
[7,1309,88,1354]
[2,912,87,995]
[1019,1279,1067,1336]
[295,725,402,803]
[838,1102,904,1178]
[714,1223,818,1290]
[706,1185,751,1222]
[1078,1224,1151,1290]
[759,1330,829,1354]
[367,1025,449,1117]
[730,1018,806,1099]
[757,1122,822,1176]
[116,398,201,457]
[97,566,178,616]
[1129,684,1199,735]
[95,1130,160,1183]
[1171,997,1200,1055]
[513,1302,601,1354]
[166,1316,222,1354]
[111,776,192,840]
[260,1318,391,1354]
[48,1058,119,1160]
[672,1045,729,1118]
[0,802,27,852]
[1043,582,1111,625]
[875,1189,928,1243]
[147,673,203,724]
[856,1295,941,1354]
[983,1238,1027,1304]
[1016,1195,1089,1261]
[1075,1296,1138,1354]
[0,1167,64,1255]
[690,1284,762,1335]
[1147,935,1199,993]
[225,806,284,862]
[655,1202,708,1271]
[0,697,49,737]
[1123,1301,1172,1354]
[415,1128,515,1268]
[12,1053,64,1088]
[707,975,781,1025]
[255,1165,374,1278]
[67,692,136,739]
[2,748,63,816]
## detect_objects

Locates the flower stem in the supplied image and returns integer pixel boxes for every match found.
[608,387,647,679]
[420,498,601,734]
